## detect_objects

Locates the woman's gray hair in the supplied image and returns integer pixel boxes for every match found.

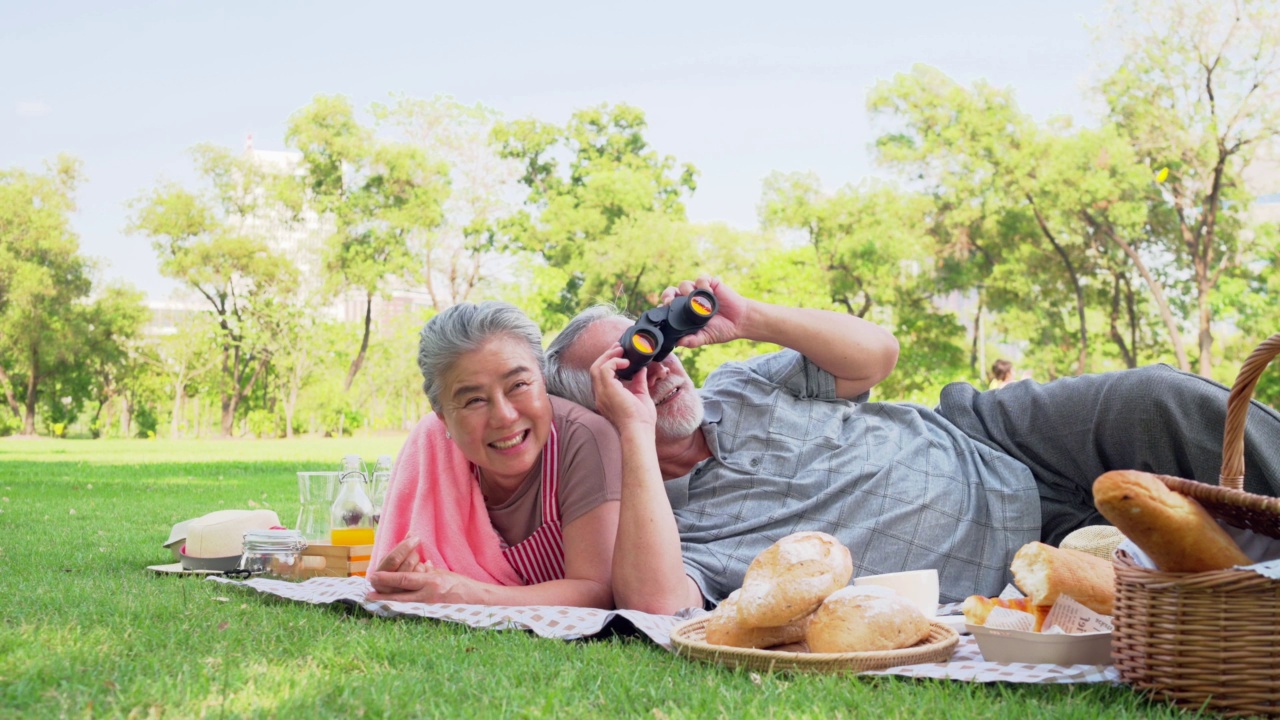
[419,301,545,410]
[544,304,630,411]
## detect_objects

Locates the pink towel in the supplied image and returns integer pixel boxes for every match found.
[369,414,525,586]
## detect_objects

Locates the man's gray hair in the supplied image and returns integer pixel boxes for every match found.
[419,301,545,410]
[545,304,630,410]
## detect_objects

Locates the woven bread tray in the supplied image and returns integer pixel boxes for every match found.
[670,616,959,674]
[1111,334,1280,718]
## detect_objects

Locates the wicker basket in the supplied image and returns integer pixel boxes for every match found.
[1111,334,1280,718]
[670,616,959,673]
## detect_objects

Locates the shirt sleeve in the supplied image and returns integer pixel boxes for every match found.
[555,405,624,528]
[710,349,867,403]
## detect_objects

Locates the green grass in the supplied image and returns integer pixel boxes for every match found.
[0,439,1204,719]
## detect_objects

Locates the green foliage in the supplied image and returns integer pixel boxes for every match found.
[128,144,300,436]
[0,155,95,435]
[246,408,284,439]
[1094,0,1280,374]
[490,104,700,325]
[132,402,158,439]
[286,95,450,391]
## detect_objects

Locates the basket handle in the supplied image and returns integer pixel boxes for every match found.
[1220,334,1280,490]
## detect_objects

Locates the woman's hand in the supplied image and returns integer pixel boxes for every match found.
[366,535,485,603]
[374,535,425,574]
[659,275,754,350]
[366,563,481,604]
[590,344,657,432]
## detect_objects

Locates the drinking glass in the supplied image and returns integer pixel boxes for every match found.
[296,471,339,542]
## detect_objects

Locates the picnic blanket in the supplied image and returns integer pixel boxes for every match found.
[208,575,1119,685]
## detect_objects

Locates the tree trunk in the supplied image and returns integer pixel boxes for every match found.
[1085,213,1190,371]
[0,363,24,418]
[221,393,236,437]
[1108,273,1135,369]
[284,379,299,440]
[344,291,375,392]
[1197,273,1214,377]
[1028,198,1088,374]
[171,386,183,439]
[121,397,132,438]
[22,348,38,435]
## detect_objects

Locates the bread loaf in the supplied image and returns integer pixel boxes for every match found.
[1093,470,1251,572]
[1010,541,1116,615]
[961,595,1050,631]
[735,531,854,627]
[704,590,809,649]
[806,586,931,654]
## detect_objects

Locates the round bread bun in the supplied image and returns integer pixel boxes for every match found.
[806,586,931,654]
[735,531,854,628]
[704,590,810,649]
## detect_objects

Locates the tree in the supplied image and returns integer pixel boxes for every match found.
[759,172,970,400]
[129,145,299,437]
[1098,0,1280,375]
[79,283,151,438]
[375,95,523,310]
[142,312,220,439]
[0,156,93,435]
[285,95,450,391]
[869,66,1108,376]
[489,103,699,324]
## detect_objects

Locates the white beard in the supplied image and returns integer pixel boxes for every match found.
[655,389,705,441]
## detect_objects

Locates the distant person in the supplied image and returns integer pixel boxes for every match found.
[989,359,1014,389]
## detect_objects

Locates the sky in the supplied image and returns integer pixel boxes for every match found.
[2,0,1110,300]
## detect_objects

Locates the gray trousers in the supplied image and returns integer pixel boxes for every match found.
[936,364,1280,546]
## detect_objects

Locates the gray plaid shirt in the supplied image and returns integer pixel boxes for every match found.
[668,350,1041,604]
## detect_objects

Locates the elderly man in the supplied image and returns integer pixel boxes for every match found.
[544,276,1280,613]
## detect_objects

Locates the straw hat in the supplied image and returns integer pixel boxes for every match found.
[149,509,281,574]
[1060,525,1127,561]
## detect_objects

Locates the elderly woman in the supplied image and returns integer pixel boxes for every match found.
[366,301,622,608]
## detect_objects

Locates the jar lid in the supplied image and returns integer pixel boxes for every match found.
[242,529,307,551]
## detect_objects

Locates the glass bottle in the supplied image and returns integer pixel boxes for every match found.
[331,455,375,546]
[370,454,393,528]
[239,529,309,580]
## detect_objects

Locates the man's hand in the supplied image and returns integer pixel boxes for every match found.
[660,275,752,350]
[590,344,657,432]
[660,273,899,400]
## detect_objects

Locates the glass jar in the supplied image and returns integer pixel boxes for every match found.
[239,529,309,580]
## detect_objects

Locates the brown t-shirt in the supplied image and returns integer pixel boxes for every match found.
[484,395,623,546]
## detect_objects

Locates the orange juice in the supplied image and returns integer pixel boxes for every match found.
[331,527,376,546]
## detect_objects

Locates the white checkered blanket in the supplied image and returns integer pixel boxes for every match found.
[209,575,1118,684]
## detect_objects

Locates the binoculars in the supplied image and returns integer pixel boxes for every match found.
[616,289,718,380]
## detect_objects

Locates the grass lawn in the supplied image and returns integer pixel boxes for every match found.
[0,438,1202,719]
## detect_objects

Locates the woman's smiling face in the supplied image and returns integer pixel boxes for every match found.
[436,336,553,491]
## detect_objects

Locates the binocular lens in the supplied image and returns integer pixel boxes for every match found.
[690,295,714,317]
[630,332,656,355]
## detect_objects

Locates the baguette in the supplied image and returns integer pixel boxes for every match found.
[1010,541,1115,615]
[1092,470,1251,573]
[961,595,1050,631]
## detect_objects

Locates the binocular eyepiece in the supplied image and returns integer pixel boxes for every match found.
[616,289,718,380]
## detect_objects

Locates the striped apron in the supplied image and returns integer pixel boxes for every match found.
[474,423,565,585]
